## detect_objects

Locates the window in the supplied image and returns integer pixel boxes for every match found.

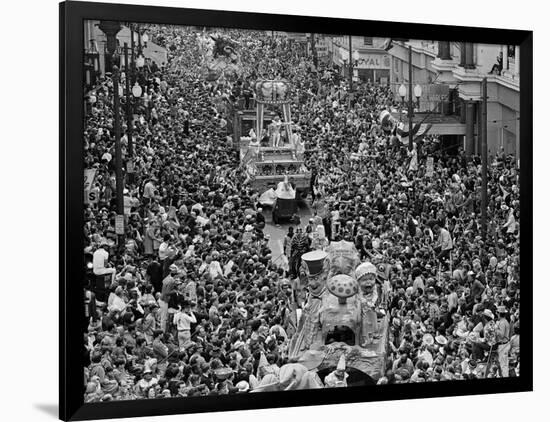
[363,37,373,46]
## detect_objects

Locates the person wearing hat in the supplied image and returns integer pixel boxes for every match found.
[173,300,197,351]
[235,380,250,393]
[355,262,379,345]
[471,308,497,361]
[135,368,158,398]
[495,305,511,376]
[324,354,349,388]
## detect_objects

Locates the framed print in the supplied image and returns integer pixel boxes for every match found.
[60,1,533,420]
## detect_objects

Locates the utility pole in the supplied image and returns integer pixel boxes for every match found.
[348,35,353,91]
[481,77,488,241]
[112,65,124,218]
[310,33,318,69]
[98,21,125,244]
[124,43,135,186]
[408,44,413,151]
[130,24,136,83]
[123,44,133,158]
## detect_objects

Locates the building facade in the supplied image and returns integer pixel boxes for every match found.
[325,35,520,159]
[394,40,520,159]
[327,36,393,85]
[84,20,168,90]
[431,41,520,159]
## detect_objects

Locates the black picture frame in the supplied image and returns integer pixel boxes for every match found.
[60,1,533,420]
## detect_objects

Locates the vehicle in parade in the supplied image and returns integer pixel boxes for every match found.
[235,79,311,200]
[287,242,390,386]
[271,197,299,225]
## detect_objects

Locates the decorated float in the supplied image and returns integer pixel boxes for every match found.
[238,80,311,199]
[287,241,390,385]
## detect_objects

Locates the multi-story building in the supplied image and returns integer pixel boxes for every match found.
[83,20,167,89]
[327,36,393,85]
[431,41,520,159]
[385,40,519,159]
[326,36,520,159]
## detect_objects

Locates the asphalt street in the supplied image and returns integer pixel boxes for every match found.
[262,200,313,266]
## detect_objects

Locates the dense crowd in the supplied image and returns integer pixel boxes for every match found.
[83,26,520,402]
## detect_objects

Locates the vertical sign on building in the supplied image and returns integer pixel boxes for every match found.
[426,157,434,177]
[115,214,125,235]
[84,168,97,204]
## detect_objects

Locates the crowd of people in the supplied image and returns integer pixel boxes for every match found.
[83,26,520,402]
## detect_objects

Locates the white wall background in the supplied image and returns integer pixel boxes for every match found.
[0,0,547,421]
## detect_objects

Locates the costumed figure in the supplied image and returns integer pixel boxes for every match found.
[251,362,324,392]
[275,175,296,199]
[355,262,379,346]
[310,225,329,251]
[295,131,305,160]
[288,250,329,357]
[269,116,283,147]
[203,34,242,81]
[324,354,349,388]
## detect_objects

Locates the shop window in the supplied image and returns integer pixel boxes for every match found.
[363,37,373,46]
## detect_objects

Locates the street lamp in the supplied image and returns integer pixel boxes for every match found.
[414,83,422,109]
[348,36,353,91]
[131,82,143,97]
[136,55,145,68]
[407,45,414,151]
[398,83,407,102]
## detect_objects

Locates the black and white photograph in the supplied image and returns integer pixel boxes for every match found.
[81,19,523,403]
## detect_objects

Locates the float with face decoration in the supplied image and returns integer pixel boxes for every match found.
[287,240,390,385]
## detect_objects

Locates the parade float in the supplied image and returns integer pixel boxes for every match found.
[287,242,390,385]
[237,79,311,198]
[198,32,242,81]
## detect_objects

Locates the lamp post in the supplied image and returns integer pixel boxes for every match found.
[481,77,488,241]
[130,24,136,83]
[111,65,124,219]
[353,50,359,84]
[408,45,413,151]
[398,76,422,151]
[414,84,422,109]
[98,21,125,244]
[398,83,407,121]
[310,33,318,69]
[348,35,353,91]
[98,20,122,73]
[123,43,135,177]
